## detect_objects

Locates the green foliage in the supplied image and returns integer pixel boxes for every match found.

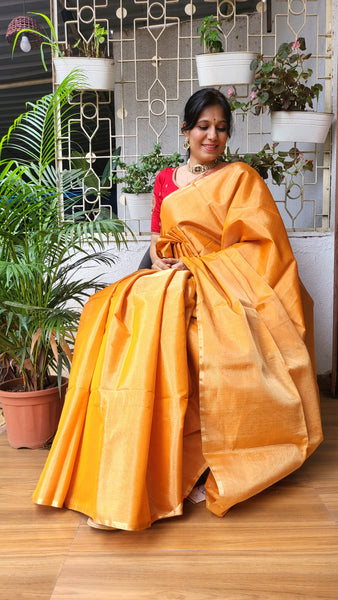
[0,72,128,392]
[73,23,108,58]
[12,12,62,71]
[12,12,109,71]
[228,38,323,114]
[113,143,183,194]
[197,16,224,54]
[223,143,313,186]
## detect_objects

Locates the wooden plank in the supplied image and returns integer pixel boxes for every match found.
[0,395,336,600]
[50,551,338,600]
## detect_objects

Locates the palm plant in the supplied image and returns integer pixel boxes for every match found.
[12,12,62,71]
[0,71,128,392]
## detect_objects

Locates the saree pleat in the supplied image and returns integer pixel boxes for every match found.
[33,163,322,528]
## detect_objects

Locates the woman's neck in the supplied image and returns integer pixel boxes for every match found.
[187,158,219,174]
[174,161,226,189]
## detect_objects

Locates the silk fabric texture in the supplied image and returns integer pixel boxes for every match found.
[33,163,323,530]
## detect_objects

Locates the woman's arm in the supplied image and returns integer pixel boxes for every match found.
[150,169,188,271]
[150,232,160,264]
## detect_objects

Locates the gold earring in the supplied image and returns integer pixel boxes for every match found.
[183,139,190,150]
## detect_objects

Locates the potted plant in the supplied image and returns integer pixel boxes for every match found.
[223,142,313,186]
[113,143,183,223]
[12,12,115,91]
[195,16,257,87]
[0,72,128,449]
[242,38,333,143]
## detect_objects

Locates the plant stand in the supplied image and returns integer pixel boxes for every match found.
[270,111,334,144]
[0,377,68,449]
[196,52,257,87]
[53,57,115,91]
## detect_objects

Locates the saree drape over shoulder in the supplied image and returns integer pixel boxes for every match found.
[33,163,323,530]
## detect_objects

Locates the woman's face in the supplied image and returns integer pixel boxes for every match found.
[184,104,228,166]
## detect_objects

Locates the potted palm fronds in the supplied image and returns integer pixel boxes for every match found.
[0,72,128,448]
[12,12,115,90]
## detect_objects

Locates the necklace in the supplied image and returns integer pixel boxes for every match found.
[187,158,219,174]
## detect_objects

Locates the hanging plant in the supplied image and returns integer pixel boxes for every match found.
[226,38,323,115]
[223,143,313,186]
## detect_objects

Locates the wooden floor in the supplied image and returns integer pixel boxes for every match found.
[0,394,337,600]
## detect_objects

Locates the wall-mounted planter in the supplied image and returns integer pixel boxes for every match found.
[53,57,115,91]
[120,192,153,221]
[196,52,257,87]
[270,111,334,144]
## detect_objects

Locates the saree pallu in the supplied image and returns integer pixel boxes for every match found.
[33,163,323,530]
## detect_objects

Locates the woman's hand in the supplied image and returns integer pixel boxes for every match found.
[150,232,188,271]
[168,259,188,271]
[151,257,188,271]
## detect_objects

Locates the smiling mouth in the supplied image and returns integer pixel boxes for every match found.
[203,145,217,151]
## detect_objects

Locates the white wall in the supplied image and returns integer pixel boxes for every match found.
[290,233,334,374]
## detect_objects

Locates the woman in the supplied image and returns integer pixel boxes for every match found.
[138,88,231,271]
[33,89,323,531]
[149,88,231,271]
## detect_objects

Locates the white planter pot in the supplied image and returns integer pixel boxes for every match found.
[196,52,257,87]
[270,111,334,144]
[53,57,115,91]
[120,193,153,221]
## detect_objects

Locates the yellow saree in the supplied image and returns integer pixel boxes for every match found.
[33,163,323,530]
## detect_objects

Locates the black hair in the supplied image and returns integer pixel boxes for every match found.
[181,88,232,138]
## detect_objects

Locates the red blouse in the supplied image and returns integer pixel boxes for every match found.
[151,167,179,233]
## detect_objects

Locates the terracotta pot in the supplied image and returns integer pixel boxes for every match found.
[0,377,68,449]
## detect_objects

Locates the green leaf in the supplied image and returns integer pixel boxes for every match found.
[0,77,129,391]
[277,42,291,59]
[260,92,270,104]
